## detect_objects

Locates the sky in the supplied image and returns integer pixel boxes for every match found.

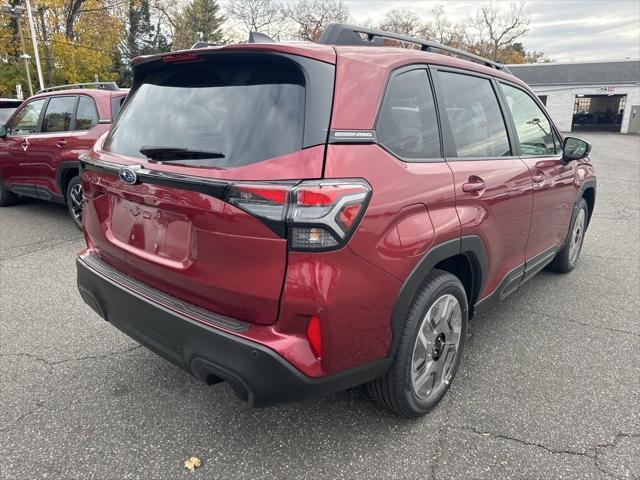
[343,0,640,62]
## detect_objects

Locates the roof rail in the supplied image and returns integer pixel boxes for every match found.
[37,82,119,94]
[318,23,510,72]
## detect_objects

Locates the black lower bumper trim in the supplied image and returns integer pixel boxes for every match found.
[76,255,390,407]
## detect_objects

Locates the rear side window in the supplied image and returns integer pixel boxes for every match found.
[438,72,511,158]
[8,99,46,135]
[75,96,98,130]
[501,84,558,156]
[103,55,308,168]
[42,96,76,133]
[377,69,441,159]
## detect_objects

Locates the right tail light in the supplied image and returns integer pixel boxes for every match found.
[225,179,371,251]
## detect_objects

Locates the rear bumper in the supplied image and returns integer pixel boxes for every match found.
[76,253,390,407]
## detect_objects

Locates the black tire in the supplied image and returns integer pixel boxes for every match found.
[547,198,588,273]
[0,180,19,206]
[65,175,83,229]
[367,269,468,417]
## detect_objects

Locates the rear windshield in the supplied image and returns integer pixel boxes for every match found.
[103,54,307,168]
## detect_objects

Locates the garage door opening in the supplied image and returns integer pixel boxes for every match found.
[572,94,627,132]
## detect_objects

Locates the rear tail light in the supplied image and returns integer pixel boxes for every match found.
[224,179,371,251]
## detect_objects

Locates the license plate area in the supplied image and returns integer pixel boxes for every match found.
[109,196,194,269]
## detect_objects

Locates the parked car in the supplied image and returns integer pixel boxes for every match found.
[76,24,596,417]
[0,98,23,125]
[0,83,128,228]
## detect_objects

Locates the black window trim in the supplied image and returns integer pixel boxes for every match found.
[6,97,50,136]
[496,79,564,159]
[430,65,519,162]
[373,63,445,164]
[74,93,100,132]
[40,94,79,134]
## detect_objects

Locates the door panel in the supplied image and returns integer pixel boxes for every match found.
[435,70,534,300]
[24,95,78,196]
[522,157,575,257]
[448,160,533,298]
[500,83,577,259]
[0,98,47,187]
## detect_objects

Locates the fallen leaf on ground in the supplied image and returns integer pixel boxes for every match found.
[184,456,202,472]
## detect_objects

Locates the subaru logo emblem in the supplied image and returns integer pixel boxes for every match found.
[119,166,138,185]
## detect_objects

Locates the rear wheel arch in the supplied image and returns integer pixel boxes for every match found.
[388,235,487,356]
[57,161,81,200]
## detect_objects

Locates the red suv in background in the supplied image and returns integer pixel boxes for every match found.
[76,25,596,417]
[0,83,127,228]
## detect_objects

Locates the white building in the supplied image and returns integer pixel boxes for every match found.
[509,60,640,134]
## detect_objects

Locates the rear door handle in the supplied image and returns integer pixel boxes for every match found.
[532,173,545,183]
[462,177,486,193]
[56,140,67,147]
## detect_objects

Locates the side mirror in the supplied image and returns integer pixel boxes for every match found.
[562,136,591,161]
[0,125,6,138]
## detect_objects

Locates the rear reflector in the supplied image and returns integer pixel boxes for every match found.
[306,316,322,358]
[224,179,371,251]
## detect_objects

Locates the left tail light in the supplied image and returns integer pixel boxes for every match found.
[225,179,371,251]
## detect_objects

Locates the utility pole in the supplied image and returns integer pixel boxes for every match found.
[38,7,53,85]
[1,3,33,96]
[15,13,33,96]
[24,0,44,91]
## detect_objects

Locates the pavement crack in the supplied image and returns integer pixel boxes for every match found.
[451,425,592,457]
[453,426,640,479]
[0,345,142,367]
[529,310,640,339]
[0,352,53,368]
[594,433,640,480]
[0,236,83,262]
[431,398,452,480]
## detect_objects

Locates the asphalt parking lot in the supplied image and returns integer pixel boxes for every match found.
[1,132,638,480]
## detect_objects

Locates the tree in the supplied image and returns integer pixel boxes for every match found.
[469,1,530,61]
[376,8,434,49]
[173,0,225,50]
[431,5,467,48]
[288,0,349,41]
[378,9,424,37]
[226,0,286,39]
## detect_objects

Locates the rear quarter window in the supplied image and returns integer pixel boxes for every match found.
[376,69,441,160]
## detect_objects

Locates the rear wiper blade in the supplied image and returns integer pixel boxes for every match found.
[139,146,225,162]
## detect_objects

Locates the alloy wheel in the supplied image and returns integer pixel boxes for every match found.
[69,183,83,226]
[411,293,462,400]
[568,208,586,265]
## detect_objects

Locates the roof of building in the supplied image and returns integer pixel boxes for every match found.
[508,60,640,86]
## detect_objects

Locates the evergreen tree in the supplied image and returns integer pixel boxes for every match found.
[173,0,225,50]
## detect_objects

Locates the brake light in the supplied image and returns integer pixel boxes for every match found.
[287,181,370,250]
[224,179,371,251]
[225,183,291,221]
[162,52,201,63]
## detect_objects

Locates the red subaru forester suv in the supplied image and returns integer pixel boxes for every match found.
[76,25,596,417]
[0,83,127,228]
